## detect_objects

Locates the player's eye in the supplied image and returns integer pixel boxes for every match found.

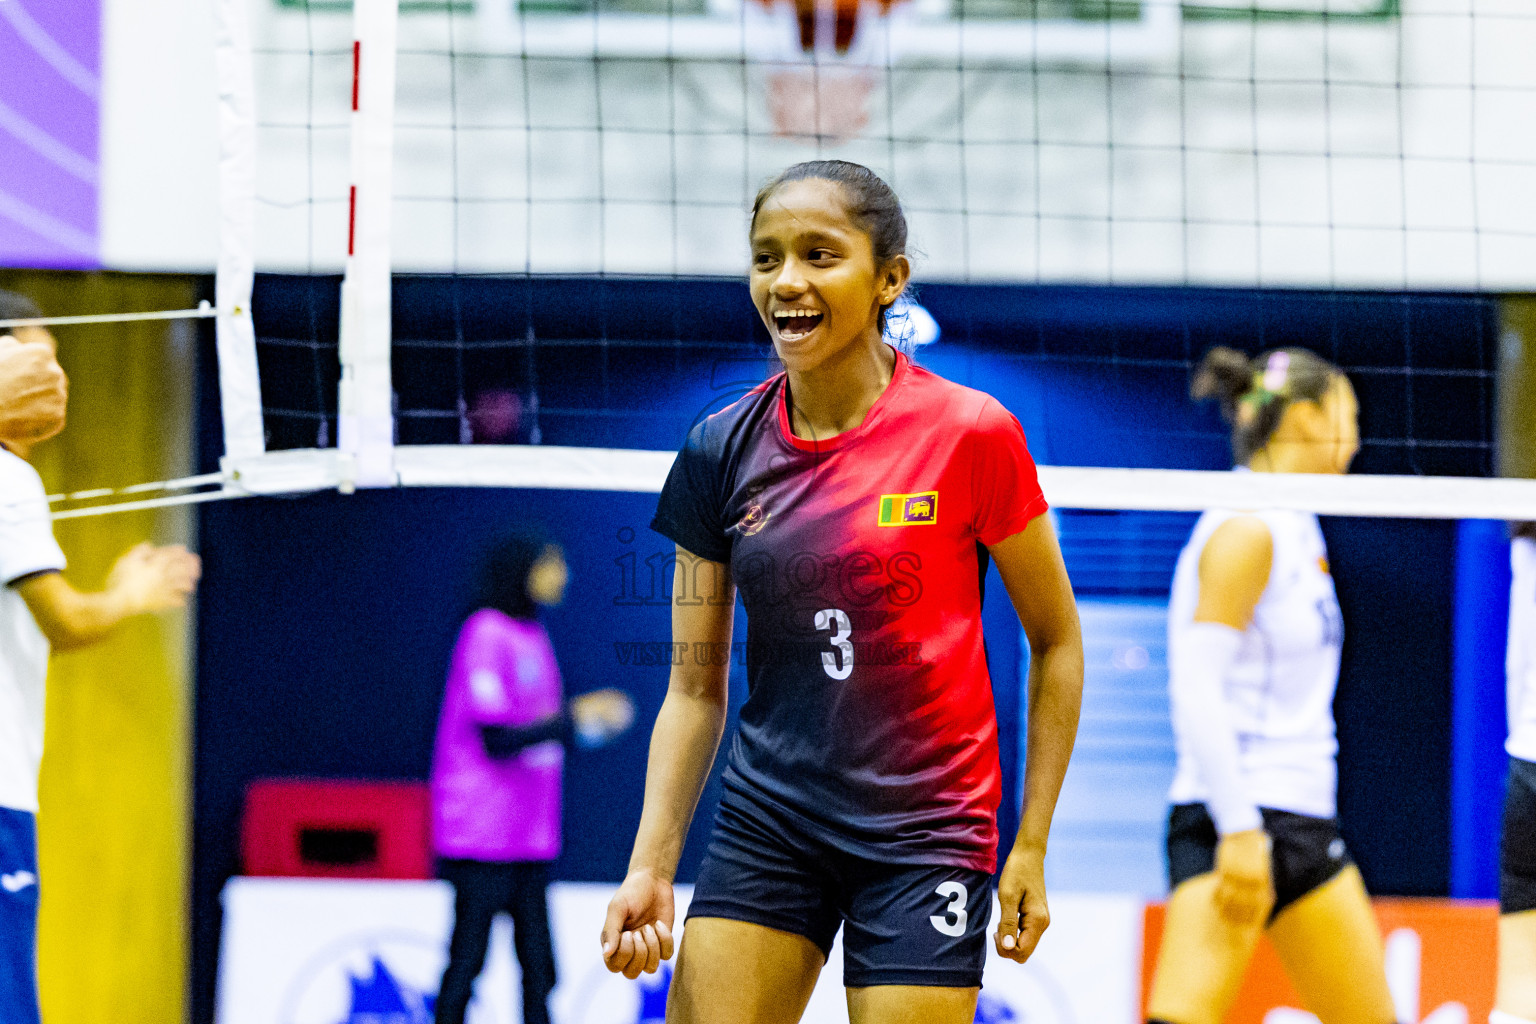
[753,252,779,269]
[808,248,838,263]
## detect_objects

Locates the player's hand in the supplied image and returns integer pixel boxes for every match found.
[0,333,67,444]
[107,543,202,615]
[1213,828,1274,927]
[995,843,1049,964]
[600,868,675,979]
[571,688,636,748]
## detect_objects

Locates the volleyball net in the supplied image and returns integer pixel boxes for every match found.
[25,0,1536,521]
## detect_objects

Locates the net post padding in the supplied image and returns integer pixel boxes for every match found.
[337,0,399,490]
[214,0,266,462]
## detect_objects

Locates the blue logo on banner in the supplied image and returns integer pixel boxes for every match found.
[339,956,436,1024]
[635,963,671,1023]
[974,992,1017,1024]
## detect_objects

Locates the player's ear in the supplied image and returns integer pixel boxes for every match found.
[877,255,910,308]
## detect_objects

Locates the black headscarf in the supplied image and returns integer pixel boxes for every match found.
[476,526,556,621]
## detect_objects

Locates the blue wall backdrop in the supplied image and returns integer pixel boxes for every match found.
[190,277,1499,1023]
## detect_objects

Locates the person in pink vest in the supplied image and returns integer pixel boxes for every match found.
[431,528,633,1024]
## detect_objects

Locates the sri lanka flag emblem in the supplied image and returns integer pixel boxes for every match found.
[878,491,938,526]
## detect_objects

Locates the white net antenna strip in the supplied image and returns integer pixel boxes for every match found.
[336,0,399,489]
[214,0,266,462]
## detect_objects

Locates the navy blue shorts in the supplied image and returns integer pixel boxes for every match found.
[687,785,993,989]
[1502,756,1536,915]
[0,806,40,1024]
[1166,803,1351,921]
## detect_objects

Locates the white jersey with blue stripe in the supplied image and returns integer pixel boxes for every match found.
[1168,507,1344,819]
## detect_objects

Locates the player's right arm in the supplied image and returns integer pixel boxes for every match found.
[601,545,735,979]
[1182,515,1274,926]
[16,543,200,652]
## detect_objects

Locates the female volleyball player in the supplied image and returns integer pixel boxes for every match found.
[1496,521,1536,1024]
[0,300,200,1024]
[432,529,634,1024]
[1145,346,1398,1024]
[598,161,1084,1024]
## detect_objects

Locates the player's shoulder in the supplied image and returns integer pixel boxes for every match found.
[900,359,1007,430]
[0,448,44,492]
[682,374,781,455]
[0,449,48,523]
[1196,512,1276,577]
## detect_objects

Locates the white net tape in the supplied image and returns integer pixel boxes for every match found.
[46,447,1523,523]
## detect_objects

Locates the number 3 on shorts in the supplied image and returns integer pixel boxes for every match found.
[929,881,969,937]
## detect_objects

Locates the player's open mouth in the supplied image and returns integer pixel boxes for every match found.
[773,309,824,341]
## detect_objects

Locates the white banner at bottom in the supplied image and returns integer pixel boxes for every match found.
[216,878,1142,1024]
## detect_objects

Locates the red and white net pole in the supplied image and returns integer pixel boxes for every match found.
[338,0,400,489]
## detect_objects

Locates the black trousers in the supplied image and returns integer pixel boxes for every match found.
[435,859,556,1024]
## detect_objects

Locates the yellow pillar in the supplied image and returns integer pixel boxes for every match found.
[1,270,196,1024]
[1501,297,1536,484]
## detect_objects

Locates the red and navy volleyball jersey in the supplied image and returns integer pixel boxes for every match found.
[652,350,1048,872]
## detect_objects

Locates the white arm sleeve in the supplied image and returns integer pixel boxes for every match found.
[1169,621,1264,835]
[1512,589,1524,744]
[1511,545,1531,742]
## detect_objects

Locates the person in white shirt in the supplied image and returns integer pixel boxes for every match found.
[1496,521,1536,1024]
[0,292,200,1024]
[1145,346,1398,1024]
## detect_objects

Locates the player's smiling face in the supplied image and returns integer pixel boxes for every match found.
[749,178,907,372]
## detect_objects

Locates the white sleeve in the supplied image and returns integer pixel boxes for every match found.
[1169,621,1264,835]
[0,453,65,585]
[1511,542,1533,741]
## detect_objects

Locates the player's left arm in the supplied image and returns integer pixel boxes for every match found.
[987,513,1083,965]
[16,543,200,652]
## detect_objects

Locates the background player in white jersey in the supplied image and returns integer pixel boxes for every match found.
[0,291,200,1024]
[1145,346,1399,1024]
[1496,521,1536,1024]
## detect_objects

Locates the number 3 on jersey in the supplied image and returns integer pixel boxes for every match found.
[930,881,969,937]
[815,608,853,680]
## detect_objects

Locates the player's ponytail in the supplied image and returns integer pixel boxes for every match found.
[1513,521,1536,541]
[1193,346,1343,466]
[751,160,908,331]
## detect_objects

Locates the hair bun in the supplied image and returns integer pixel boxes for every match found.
[1191,346,1255,412]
